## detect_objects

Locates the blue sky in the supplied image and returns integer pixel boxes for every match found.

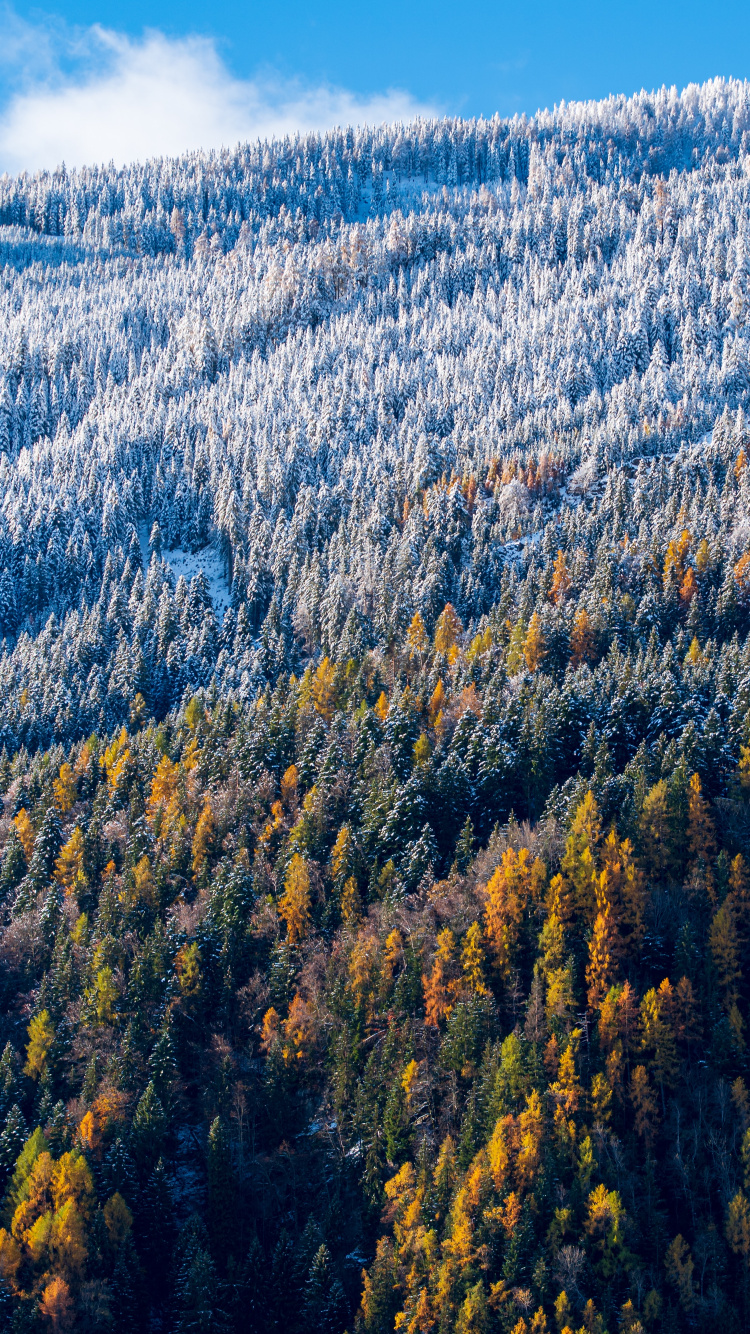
[1,0,749,173]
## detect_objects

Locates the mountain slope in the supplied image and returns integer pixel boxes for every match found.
[0,80,749,1333]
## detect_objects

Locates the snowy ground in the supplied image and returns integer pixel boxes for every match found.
[138,525,231,619]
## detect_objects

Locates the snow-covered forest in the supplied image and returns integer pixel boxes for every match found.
[1,78,750,1334]
[0,79,748,747]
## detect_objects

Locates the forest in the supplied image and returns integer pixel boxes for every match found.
[0,77,750,1331]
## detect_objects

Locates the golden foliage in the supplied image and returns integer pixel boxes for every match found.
[726,1190,750,1264]
[24,1010,55,1080]
[523,612,545,671]
[147,754,179,825]
[664,1234,695,1310]
[280,763,299,805]
[428,679,445,725]
[570,606,596,667]
[460,922,487,996]
[175,941,202,998]
[484,848,544,977]
[561,790,601,922]
[53,762,77,814]
[103,1192,132,1247]
[348,931,379,1013]
[133,854,157,908]
[278,853,311,944]
[14,807,35,861]
[687,771,716,864]
[282,993,317,1061]
[434,603,462,654]
[550,549,571,603]
[423,928,456,1027]
[191,797,215,874]
[330,824,353,886]
[0,1228,21,1287]
[341,876,362,926]
[374,690,389,722]
[311,656,336,721]
[663,529,691,587]
[103,727,131,792]
[54,827,85,897]
[39,1276,74,1331]
[406,611,429,656]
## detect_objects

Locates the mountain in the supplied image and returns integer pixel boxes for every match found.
[0,78,749,1332]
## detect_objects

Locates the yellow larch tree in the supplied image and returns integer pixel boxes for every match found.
[330,823,353,888]
[24,1010,55,1080]
[484,848,545,978]
[133,854,157,909]
[570,605,596,667]
[586,901,619,1009]
[191,797,215,876]
[460,922,488,996]
[280,763,299,807]
[374,691,389,722]
[54,827,85,897]
[434,603,462,655]
[523,612,545,671]
[406,610,429,658]
[103,727,131,793]
[147,754,179,826]
[53,762,77,814]
[311,656,337,721]
[560,790,601,922]
[278,853,311,944]
[423,928,457,1027]
[14,808,35,862]
[687,771,716,864]
[663,529,691,589]
[550,549,571,603]
[428,679,445,728]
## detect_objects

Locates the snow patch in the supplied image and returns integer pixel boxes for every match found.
[164,546,232,619]
[138,525,231,619]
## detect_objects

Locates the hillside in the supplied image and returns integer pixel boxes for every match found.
[0,78,749,1332]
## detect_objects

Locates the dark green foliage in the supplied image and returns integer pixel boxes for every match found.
[129,1081,166,1177]
[0,829,27,903]
[304,1244,348,1334]
[0,1104,26,1191]
[135,1157,176,1300]
[207,1116,236,1266]
[173,1218,229,1334]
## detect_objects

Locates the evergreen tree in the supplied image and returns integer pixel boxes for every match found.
[207,1116,237,1267]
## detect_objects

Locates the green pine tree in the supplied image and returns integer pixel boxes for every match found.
[207,1117,237,1268]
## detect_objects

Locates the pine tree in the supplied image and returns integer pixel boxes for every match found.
[24,802,63,894]
[130,1082,166,1177]
[137,1157,176,1299]
[207,1117,236,1267]
[304,1243,347,1334]
[0,1104,26,1193]
[174,1220,227,1334]
[0,827,27,903]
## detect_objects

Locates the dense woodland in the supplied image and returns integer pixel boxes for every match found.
[1,78,750,1332]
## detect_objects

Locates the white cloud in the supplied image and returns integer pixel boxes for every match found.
[0,20,437,175]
